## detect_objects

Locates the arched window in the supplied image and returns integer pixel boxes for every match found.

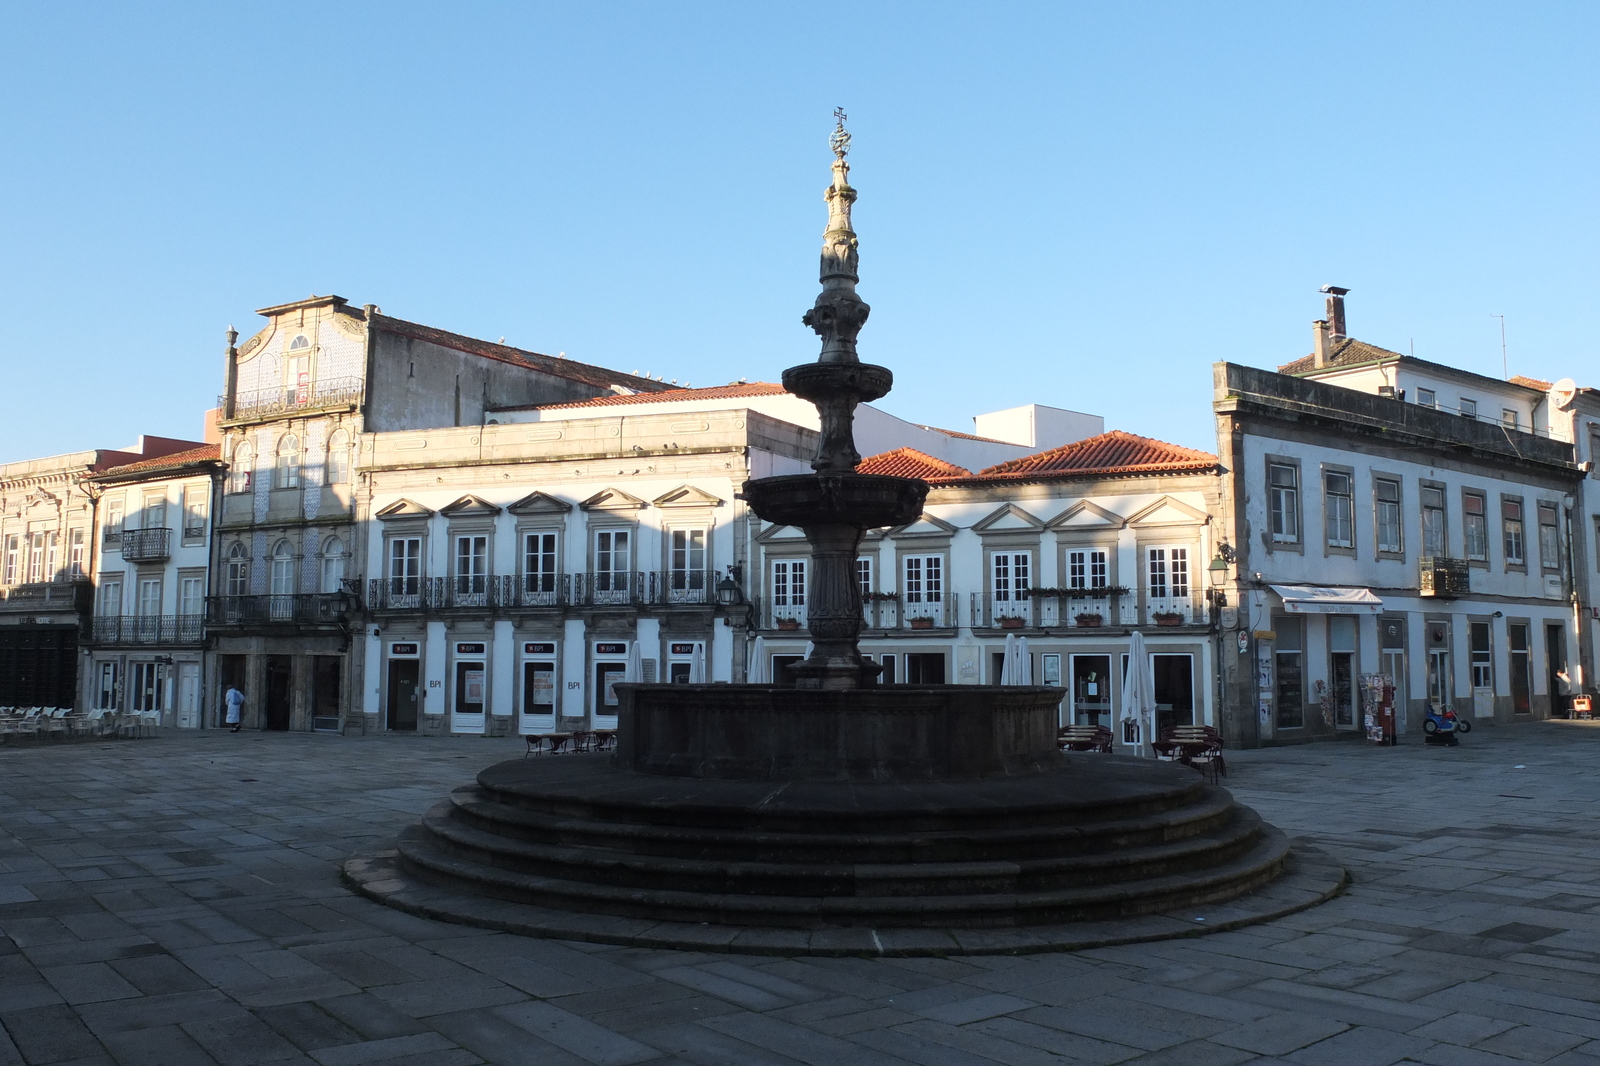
[230,442,253,494]
[226,542,249,597]
[320,536,346,594]
[275,434,300,489]
[325,430,351,485]
[269,541,296,619]
[288,335,310,351]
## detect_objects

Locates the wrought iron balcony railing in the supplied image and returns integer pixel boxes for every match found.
[223,376,364,422]
[362,570,724,612]
[91,615,204,644]
[119,528,172,563]
[206,593,350,626]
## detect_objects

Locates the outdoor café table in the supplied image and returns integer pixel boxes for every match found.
[590,729,617,752]
[525,732,575,756]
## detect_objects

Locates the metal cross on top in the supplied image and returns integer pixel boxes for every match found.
[829,107,851,158]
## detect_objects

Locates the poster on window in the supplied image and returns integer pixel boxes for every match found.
[296,371,310,404]
[530,669,554,708]
[603,668,623,707]
[464,669,484,704]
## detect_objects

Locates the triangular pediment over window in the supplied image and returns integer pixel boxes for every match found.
[755,522,809,543]
[888,513,959,538]
[440,494,502,517]
[580,487,647,512]
[972,503,1045,534]
[376,498,434,520]
[1126,495,1211,528]
[1046,500,1127,530]
[507,490,572,516]
[653,484,724,508]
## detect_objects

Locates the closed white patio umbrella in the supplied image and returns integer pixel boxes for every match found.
[1121,630,1155,756]
[625,639,642,683]
[748,636,768,683]
[1017,636,1034,685]
[689,642,705,684]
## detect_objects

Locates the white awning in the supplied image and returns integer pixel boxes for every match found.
[1268,585,1383,615]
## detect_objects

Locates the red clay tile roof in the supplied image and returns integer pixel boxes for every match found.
[96,445,222,478]
[1509,374,1554,390]
[913,424,1014,444]
[1278,337,1405,376]
[372,313,676,395]
[955,431,1217,482]
[501,381,790,412]
[857,448,972,480]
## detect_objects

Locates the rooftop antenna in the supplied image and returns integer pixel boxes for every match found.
[1491,314,1507,378]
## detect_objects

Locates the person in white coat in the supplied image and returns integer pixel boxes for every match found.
[224,685,245,733]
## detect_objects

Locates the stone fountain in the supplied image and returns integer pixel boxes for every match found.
[343,116,1344,955]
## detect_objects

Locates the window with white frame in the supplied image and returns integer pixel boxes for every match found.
[325,430,351,485]
[902,554,944,617]
[131,662,160,713]
[1503,409,1520,429]
[143,492,166,530]
[98,577,123,616]
[320,536,346,594]
[1417,387,1437,408]
[1503,498,1525,565]
[225,543,249,596]
[1375,477,1402,553]
[991,552,1031,616]
[1420,485,1446,557]
[1539,503,1561,571]
[772,559,806,619]
[137,578,162,617]
[179,575,204,617]
[275,435,300,489]
[270,542,296,596]
[523,531,559,596]
[44,534,58,582]
[3,535,17,585]
[68,529,84,577]
[181,484,207,538]
[594,530,631,594]
[97,661,119,710]
[670,528,707,595]
[284,338,312,404]
[1268,463,1299,543]
[1460,398,1478,419]
[27,535,44,583]
[1147,547,1189,601]
[1067,548,1108,590]
[1464,492,1488,561]
[856,556,873,598]
[388,537,421,597]
[230,443,253,494]
[1324,471,1354,548]
[454,534,488,595]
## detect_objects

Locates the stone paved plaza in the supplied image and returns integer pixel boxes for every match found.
[4,722,1600,1066]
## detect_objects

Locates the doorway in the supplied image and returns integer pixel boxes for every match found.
[1547,623,1568,717]
[176,662,200,729]
[1509,622,1532,714]
[386,659,419,731]
[905,653,946,684]
[264,655,292,731]
[312,656,341,732]
[1151,653,1195,735]
[1071,654,1111,727]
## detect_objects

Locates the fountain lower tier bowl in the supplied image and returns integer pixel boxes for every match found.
[345,686,1344,954]
[739,473,926,531]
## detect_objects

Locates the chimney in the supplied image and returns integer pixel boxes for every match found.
[1313,319,1330,369]
[1320,284,1349,339]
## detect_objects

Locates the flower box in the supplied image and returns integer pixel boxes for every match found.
[1153,612,1184,627]
[776,618,802,631]
[1074,613,1103,628]
[998,616,1026,630]
[909,616,936,630]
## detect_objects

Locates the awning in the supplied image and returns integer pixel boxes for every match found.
[1268,585,1383,615]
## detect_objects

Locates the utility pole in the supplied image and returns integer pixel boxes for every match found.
[1492,314,1507,378]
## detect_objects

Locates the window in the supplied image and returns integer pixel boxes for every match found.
[772,559,806,618]
[594,530,631,596]
[320,537,346,594]
[97,661,120,710]
[1470,621,1492,689]
[1146,547,1188,600]
[68,529,84,577]
[44,535,58,582]
[226,543,249,596]
[856,556,873,599]
[98,578,123,616]
[1324,471,1353,548]
[230,443,253,494]
[454,535,488,595]
[1509,622,1532,714]
[105,497,125,545]
[991,552,1030,602]
[137,578,162,617]
[902,554,943,617]
[181,485,207,537]
[1539,503,1561,571]
[1329,616,1356,728]
[1503,498,1525,565]
[275,435,300,489]
[670,528,707,594]
[1274,617,1304,729]
[1459,398,1477,419]
[179,575,204,617]
[285,339,312,405]
[1067,548,1109,590]
[388,537,421,597]
[1420,485,1446,557]
[905,653,945,684]
[1463,492,1488,561]
[131,662,160,713]
[1502,409,1519,429]
[270,542,296,595]
[325,430,351,485]
[2,535,16,584]
[143,493,166,530]
[27,535,44,582]
[1268,463,1299,543]
[523,532,559,596]
[1417,388,1437,408]
[289,334,311,351]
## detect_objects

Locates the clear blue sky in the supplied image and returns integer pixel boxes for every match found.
[4,3,1598,462]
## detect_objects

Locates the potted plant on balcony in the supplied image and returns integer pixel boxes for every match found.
[1074,612,1103,627]
[909,615,936,630]
[1152,611,1184,627]
[776,617,802,631]
[999,616,1026,630]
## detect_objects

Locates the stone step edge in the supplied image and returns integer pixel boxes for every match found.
[423,801,1266,889]
[449,784,1241,853]
[342,842,1347,958]
[390,820,1289,922]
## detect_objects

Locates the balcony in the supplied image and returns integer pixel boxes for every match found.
[976,593,1039,629]
[857,597,958,631]
[91,615,203,644]
[363,571,721,612]
[1143,596,1201,626]
[1420,557,1471,598]
[206,593,351,627]
[222,375,363,423]
[0,579,91,614]
[120,528,172,563]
